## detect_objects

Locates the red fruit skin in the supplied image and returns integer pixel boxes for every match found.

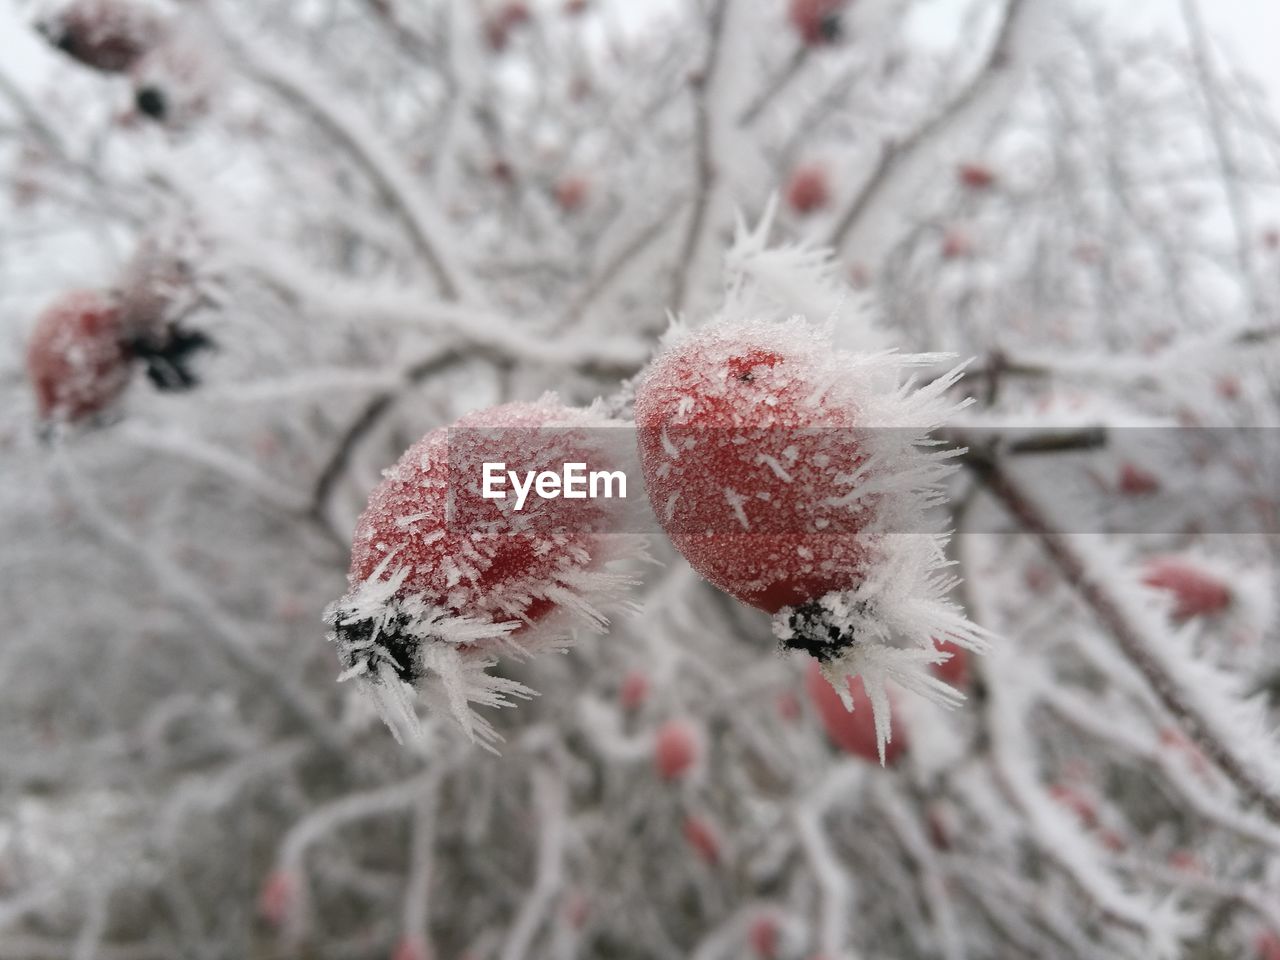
[788,0,845,46]
[347,399,612,633]
[634,333,872,614]
[805,660,904,764]
[786,165,830,214]
[654,720,699,781]
[1142,558,1232,621]
[683,815,722,864]
[27,290,132,422]
[1118,463,1160,495]
[749,915,779,959]
[930,639,969,688]
[957,163,996,189]
[38,0,159,73]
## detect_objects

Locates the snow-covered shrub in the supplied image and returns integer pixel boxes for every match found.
[1,0,1278,957]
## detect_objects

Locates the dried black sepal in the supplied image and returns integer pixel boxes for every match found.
[333,612,422,685]
[135,86,167,121]
[778,598,865,661]
[127,324,215,392]
[816,13,842,43]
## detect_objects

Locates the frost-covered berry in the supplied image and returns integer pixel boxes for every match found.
[1256,932,1280,960]
[1142,557,1232,621]
[805,660,904,765]
[27,290,132,423]
[786,164,830,215]
[36,0,162,74]
[325,396,637,747]
[788,0,845,47]
[635,227,986,758]
[654,719,700,782]
[634,325,870,615]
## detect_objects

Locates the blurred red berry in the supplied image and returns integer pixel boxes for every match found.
[654,720,699,781]
[1256,932,1280,960]
[786,164,829,215]
[619,670,650,712]
[942,229,972,259]
[391,937,430,960]
[683,815,722,865]
[555,176,589,213]
[788,0,845,46]
[957,163,996,189]
[805,660,904,765]
[1142,558,1232,621]
[36,0,161,73]
[257,870,295,928]
[27,290,132,423]
[485,3,530,51]
[1118,463,1160,496]
[749,914,780,959]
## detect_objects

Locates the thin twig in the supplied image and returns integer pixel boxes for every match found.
[827,0,1028,254]
[669,0,732,314]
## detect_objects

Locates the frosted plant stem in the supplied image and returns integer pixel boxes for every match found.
[52,451,347,756]
[501,766,568,960]
[206,7,476,303]
[971,453,1280,825]
[669,0,732,315]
